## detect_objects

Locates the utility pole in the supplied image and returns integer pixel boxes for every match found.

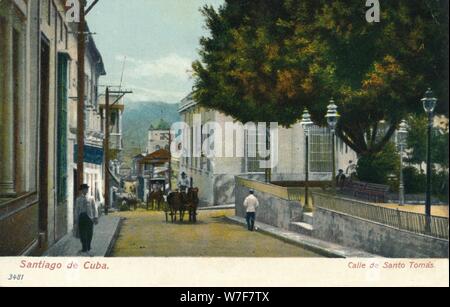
[104,87,110,215]
[76,0,86,193]
[168,129,172,191]
[103,88,132,215]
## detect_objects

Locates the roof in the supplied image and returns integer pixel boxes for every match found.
[86,25,106,76]
[178,93,198,113]
[139,149,171,165]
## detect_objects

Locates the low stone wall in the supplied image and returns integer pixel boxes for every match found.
[235,176,302,230]
[313,207,449,258]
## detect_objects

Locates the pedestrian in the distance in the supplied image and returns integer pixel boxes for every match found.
[336,169,347,190]
[74,184,98,256]
[243,189,259,231]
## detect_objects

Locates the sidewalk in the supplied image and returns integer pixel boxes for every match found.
[198,204,235,211]
[44,215,123,257]
[227,216,378,258]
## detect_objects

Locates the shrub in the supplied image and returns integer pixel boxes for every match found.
[432,169,449,202]
[403,166,426,194]
[356,142,400,188]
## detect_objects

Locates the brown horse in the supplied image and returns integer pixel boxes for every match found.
[185,188,199,223]
[166,191,188,222]
[147,189,164,211]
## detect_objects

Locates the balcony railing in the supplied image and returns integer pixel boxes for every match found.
[109,134,122,150]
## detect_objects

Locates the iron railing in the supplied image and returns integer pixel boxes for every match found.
[313,192,449,239]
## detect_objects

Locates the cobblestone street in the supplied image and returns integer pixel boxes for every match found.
[111,209,322,257]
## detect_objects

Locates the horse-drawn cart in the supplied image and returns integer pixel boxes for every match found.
[147,178,167,211]
[165,188,199,223]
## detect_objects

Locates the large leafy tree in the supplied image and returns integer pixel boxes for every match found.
[193,0,448,156]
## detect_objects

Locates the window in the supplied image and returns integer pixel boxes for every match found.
[59,14,63,42]
[245,127,265,173]
[65,25,68,49]
[309,126,332,173]
[84,74,90,105]
[52,2,56,28]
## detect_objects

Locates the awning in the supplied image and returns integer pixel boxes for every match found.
[74,144,104,165]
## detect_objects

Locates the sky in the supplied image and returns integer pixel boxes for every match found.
[87,0,224,104]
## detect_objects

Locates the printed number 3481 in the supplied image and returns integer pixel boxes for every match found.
[8,274,24,281]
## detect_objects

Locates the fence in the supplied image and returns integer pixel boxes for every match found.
[313,192,449,239]
[236,176,307,201]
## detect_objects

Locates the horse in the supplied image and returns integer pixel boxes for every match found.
[147,188,164,211]
[118,193,139,211]
[185,188,199,223]
[166,191,188,223]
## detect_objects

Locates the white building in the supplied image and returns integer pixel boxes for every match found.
[67,25,106,231]
[147,119,170,154]
[177,94,357,207]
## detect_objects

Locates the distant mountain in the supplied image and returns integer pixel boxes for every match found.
[121,101,180,166]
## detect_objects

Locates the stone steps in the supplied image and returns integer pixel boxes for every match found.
[289,222,313,236]
[289,211,314,236]
[302,212,314,225]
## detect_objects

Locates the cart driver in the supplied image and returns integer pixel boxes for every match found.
[177,172,190,193]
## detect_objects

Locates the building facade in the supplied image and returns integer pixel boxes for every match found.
[0,0,41,255]
[67,24,107,230]
[0,0,107,255]
[177,94,357,207]
[147,119,170,154]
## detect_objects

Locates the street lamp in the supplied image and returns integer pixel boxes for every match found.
[325,99,340,194]
[397,120,408,206]
[301,109,314,212]
[421,88,437,231]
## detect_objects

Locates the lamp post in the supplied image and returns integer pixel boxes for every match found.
[325,99,340,194]
[421,88,437,232]
[397,120,408,206]
[301,109,314,212]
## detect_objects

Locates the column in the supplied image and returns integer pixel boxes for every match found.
[0,7,16,196]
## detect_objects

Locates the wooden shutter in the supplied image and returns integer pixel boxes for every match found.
[57,53,69,204]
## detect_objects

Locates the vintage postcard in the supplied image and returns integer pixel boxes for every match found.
[0,0,448,289]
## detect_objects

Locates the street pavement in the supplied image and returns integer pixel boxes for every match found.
[110,209,323,257]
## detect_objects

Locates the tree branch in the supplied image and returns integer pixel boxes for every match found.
[370,122,398,154]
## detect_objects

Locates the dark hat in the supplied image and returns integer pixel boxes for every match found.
[249,189,254,194]
[79,184,90,190]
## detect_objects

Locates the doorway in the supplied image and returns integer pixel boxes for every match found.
[38,37,50,241]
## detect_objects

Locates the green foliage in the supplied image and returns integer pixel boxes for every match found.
[403,166,449,201]
[405,115,449,167]
[193,0,448,156]
[431,169,449,202]
[356,142,400,186]
[403,166,426,194]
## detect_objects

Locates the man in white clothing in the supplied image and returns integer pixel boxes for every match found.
[74,184,99,255]
[243,189,259,231]
[177,172,190,193]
